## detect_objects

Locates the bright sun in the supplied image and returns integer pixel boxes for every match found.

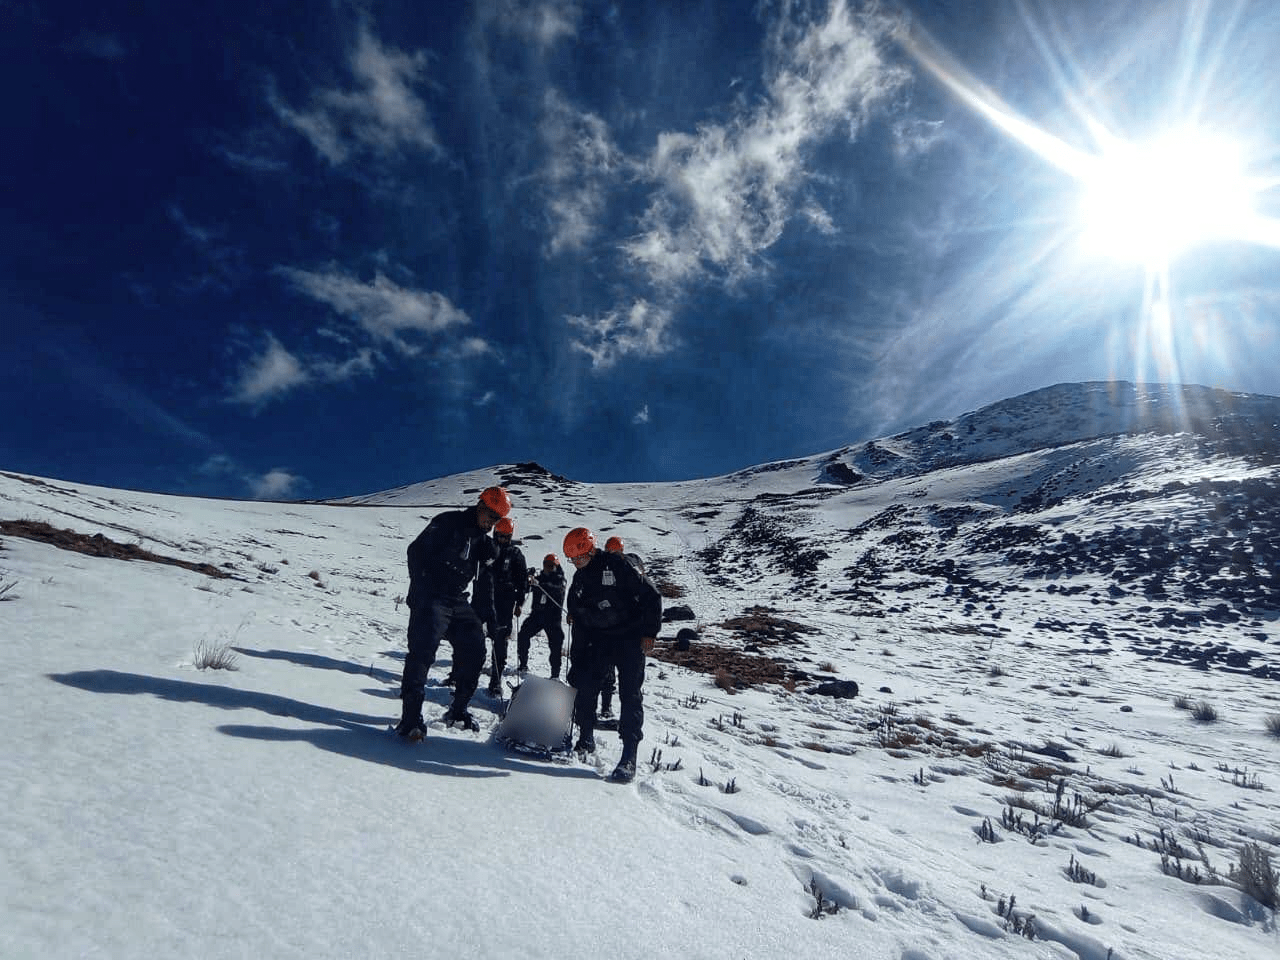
[1076,130,1257,264]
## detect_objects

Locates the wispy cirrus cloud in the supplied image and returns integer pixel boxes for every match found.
[278,267,471,355]
[623,1,908,287]
[168,206,248,293]
[540,90,625,254]
[486,0,580,49]
[270,27,440,165]
[563,1,907,375]
[567,300,675,369]
[228,269,485,408]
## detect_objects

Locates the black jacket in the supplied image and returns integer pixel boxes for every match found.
[567,549,662,641]
[478,540,529,607]
[530,567,566,616]
[405,508,498,622]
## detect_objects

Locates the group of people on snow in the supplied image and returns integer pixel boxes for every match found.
[395,486,662,783]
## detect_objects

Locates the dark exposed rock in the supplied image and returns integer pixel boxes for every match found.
[806,679,860,699]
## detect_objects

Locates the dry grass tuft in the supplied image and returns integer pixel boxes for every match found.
[194,639,240,671]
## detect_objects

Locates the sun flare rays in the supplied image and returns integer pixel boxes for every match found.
[899,8,1280,416]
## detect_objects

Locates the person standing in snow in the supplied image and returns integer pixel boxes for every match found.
[564,527,662,783]
[396,486,510,741]
[478,517,528,695]
[516,554,567,679]
[596,535,648,721]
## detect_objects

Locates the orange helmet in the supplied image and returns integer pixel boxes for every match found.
[494,518,515,536]
[605,536,624,553]
[543,553,559,566]
[479,486,512,518]
[563,527,595,560]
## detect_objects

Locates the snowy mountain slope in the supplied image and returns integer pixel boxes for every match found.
[1,380,1278,960]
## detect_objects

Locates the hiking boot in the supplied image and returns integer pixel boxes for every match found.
[608,758,636,783]
[598,704,615,720]
[609,741,638,781]
[517,663,528,675]
[395,716,428,742]
[442,709,479,732]
[574,734,596,755]
[486,678,502,697]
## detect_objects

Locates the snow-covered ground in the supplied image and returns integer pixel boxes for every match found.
[2,382,1277,959]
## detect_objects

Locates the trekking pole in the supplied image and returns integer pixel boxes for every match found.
[529,577,565,612]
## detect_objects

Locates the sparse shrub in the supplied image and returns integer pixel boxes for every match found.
[1190,701,1219,722]
[1099,743,1126,758]
[987,664,1005,678]
[713,667,737,694]
[1229,842,1278,909]
[1066,854,1100,885]
[806,878,840,919]
[1265,714,1280,738]
[818,660,836,673]
[0,579,17,601]
[1172,694,1191,710]
[647,748,682,773]
[1162,854,1203,884]
[655,579,685,599]
[194,639,239,671]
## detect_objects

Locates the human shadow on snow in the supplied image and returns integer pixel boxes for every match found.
[217,722,596,779]
[233,646,399,684]
[48,669,592,778]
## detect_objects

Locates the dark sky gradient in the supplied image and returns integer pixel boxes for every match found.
[3,0,1278,499]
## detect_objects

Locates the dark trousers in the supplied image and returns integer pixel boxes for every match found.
[568,630,645,746]
[489,595,518,679]
[599,663,616,707]
[516,612,565,676]
[401,596,485,720]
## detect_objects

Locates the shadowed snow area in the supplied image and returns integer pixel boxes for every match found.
[2,381,1278,959]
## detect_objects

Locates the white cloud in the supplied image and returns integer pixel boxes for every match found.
[227,269,486,407]
[801,202,838,234]
[197,454,306,500]
[312,348,379,383]
[539,90,624,254]
[491,0,579,49]
[271,28,440,165]
[279,267,471,355]
[891,117,945,159]
[633,404,650,424]
[198,455,239,477]
[567,299,676,369]
[249,469,303,501]
[623,0,907,286]
[229,334,311,405]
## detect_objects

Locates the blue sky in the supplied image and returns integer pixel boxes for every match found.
[4,0,1278,500]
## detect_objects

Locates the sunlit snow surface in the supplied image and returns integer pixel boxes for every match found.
[2,382,1278,959]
